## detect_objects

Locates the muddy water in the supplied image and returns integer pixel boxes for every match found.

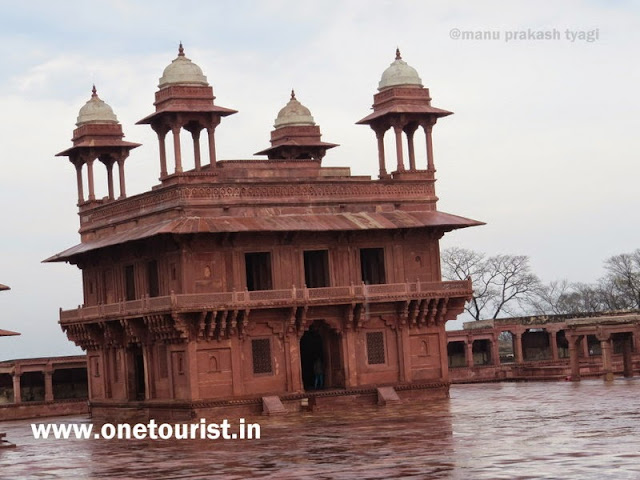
[1,379,639,479]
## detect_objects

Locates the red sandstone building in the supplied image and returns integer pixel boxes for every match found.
[47,46,481,419]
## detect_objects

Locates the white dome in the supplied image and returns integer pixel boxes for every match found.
[158,44,209,89]
[76,87,119,126]
[378,49,423,91]
[274,90,315,128]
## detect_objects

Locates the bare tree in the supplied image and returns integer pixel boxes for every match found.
[603,249,640,309]
[441,247,541,321]
[529,279,573,315]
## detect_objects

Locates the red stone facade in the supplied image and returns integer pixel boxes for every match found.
[48,47,481,420]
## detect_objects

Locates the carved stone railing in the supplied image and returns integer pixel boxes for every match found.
[59,280,471,325]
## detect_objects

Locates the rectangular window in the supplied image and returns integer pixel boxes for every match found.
[304,250,330,288]
[124,265,136,301]
[366,331,386,365]
[360,248,386,285]
[251,338,273,374]
[147,260,159,298]
[245,252,273,291]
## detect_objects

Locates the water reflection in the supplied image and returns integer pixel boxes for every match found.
[1,379,639,479]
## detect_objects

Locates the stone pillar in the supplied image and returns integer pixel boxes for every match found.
[12,373,21,404]
[74,162,84,204]
[622,334,634,378]
[172,126,183,173]
[342,329,359,388]
[393,125,405,172]
[117,157,127,198]
[491,337,500,365]
[106,161,115,200]
[44,368,54,402]
[437,331,448,383]
[230,337,245,396]
[207,126,217,168]
[568,334,581,381]
[186,341,199,401]
[423,122,435,172]
[87,157,96,201]
[514,332,524,364]
[191,129,202,171]
[466,340,474,367]
[157,131,168,178]
[375,129,387,178]
[599,333,613,381]
[550,330,559,361]
[286,333,303,393]
[404,124,418,171]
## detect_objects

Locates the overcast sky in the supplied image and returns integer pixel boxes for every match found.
[1,1,638,359]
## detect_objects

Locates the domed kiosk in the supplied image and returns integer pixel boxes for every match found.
[357,49,452,178]
[255,90,338,160]
[137,44,236,177]
[56,86,140,204]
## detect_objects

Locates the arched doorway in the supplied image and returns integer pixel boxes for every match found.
[300,320,345,391]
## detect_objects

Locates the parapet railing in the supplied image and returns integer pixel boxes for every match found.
[60,279,471,324]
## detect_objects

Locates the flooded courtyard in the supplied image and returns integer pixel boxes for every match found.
[1,379,639,479]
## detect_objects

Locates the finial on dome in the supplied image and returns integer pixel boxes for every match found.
[395,48,402,61]
[91,85,97,98]
[178,42,185,56]
[291,89,296,100]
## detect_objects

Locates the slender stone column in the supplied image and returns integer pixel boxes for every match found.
[117,158,127,198]
[568,335,581,381]
[12,373,21,403]
[423,122,435,172]
[405,125,418,171]
[622,334,634,378]
[514,332,524,364]
[191,129,202,171]
[74,162,84,204]
[87,157,96,201]
[550,330,558,361]
[172,126,183,173]
[44,369,54,402]
[157,131,168,178]
[600,334,613,381]
[207,126,217,168]
[106,161,115,200]
[466,340,474,367]
[375,129,387,177]
[393,125,405,172]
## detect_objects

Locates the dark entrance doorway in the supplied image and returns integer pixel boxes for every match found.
[130,346,146,400]
[300,320,344,391]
